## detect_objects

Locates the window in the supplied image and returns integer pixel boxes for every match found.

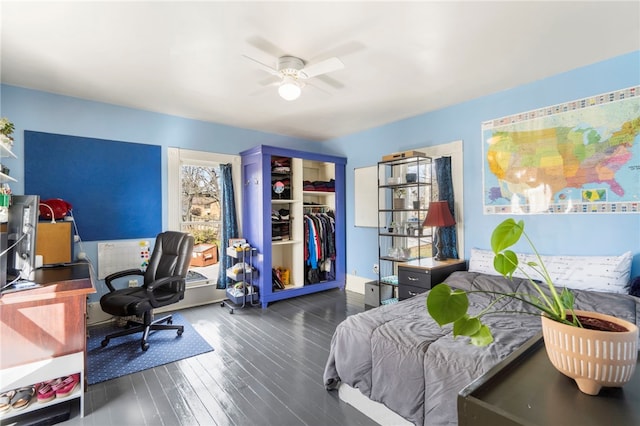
[180,164,221,247]
[168,148,241,286]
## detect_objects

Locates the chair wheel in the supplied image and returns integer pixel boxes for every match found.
[167,318,173,325]
[177,329,184,336]
[220,301,225,307]
[229,309,234,314]
[141,342,150,351]
[101,339,109,347]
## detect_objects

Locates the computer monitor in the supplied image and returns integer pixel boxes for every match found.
[5,194,39,282]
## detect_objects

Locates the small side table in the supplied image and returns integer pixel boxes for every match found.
[397,258,466,300]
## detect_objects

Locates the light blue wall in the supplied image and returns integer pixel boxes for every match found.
[2,50,639,292]
[0,85,321,188]
[324,50,640,280]
[0,84,322,301]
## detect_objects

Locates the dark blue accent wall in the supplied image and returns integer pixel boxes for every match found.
[24,131,161,241]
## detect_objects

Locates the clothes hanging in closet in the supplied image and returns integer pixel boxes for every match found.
[304,211,336,284]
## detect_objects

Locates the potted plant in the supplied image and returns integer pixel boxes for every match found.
[393,188,406,209]
[427,218,638,395]
[411,189,420,209]
[0,117,15,150]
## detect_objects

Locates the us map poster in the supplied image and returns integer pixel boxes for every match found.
[482,86,640,214]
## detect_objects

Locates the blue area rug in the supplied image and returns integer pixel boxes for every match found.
[87,313,213,385]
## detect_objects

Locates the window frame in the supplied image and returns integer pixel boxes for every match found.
[167,147,242,234]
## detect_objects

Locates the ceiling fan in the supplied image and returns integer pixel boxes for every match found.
[243,54,344,101]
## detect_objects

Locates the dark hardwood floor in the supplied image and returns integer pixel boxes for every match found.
[63,289,379,426]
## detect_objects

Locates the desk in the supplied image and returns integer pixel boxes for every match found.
[458,334,640,425]
[0,263,95,421]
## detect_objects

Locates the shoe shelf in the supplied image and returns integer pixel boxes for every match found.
[0,384,82,422]
[0,352,84,422]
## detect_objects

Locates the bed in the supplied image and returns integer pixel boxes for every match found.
[324,251,639,426]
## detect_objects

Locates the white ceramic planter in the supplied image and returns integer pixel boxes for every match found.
[541,310,639,395]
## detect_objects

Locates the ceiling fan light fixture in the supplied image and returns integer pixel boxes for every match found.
[278,76,301,101]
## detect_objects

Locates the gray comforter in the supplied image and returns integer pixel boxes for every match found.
[323,271,640,426]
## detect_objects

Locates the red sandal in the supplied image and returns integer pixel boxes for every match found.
[36,378,61,403]
[53,374,80,398]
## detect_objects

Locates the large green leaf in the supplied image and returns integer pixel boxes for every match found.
[491,218,524,253]
[426,284,469,326]
[560,287,574,310]
[453,315,481,338]
[493,250,518,277]
[469,325,494,347]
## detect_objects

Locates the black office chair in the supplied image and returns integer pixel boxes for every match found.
[99,231,194,351]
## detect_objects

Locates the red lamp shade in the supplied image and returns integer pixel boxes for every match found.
[423,201,455,228]
[423,201,455,261]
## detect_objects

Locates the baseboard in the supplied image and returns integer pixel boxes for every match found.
[345,274,368,294]
[87,302,112,325]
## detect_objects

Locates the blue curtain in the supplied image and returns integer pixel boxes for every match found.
[217,163,239,289]
[435,157,459,259]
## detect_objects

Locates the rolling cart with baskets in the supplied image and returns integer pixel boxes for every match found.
[221,243,258,313]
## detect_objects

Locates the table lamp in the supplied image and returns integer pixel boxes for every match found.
[423,201,455,261]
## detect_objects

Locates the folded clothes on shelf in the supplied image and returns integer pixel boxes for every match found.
[271,157,291,174]
[303,179,335,192]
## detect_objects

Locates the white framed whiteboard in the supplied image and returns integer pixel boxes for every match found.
[354,165,379,227]
[98,240,151,279]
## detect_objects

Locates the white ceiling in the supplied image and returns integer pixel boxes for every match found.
[1,1,639,141]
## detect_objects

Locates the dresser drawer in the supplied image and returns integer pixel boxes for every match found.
[398,267,432,290]
[397,260,467,301]
[398,284,428,300]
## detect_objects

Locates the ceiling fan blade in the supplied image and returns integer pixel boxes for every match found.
[258,75,282,87]
[315,74,345,90]
[305,81,331,96]
[299,57,344,79]
[248,81,280,97]
[248,87,272,97]
[245,35,286,58]
[242,54,279,76]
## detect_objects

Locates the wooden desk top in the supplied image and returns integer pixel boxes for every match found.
[0,262,95,305]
